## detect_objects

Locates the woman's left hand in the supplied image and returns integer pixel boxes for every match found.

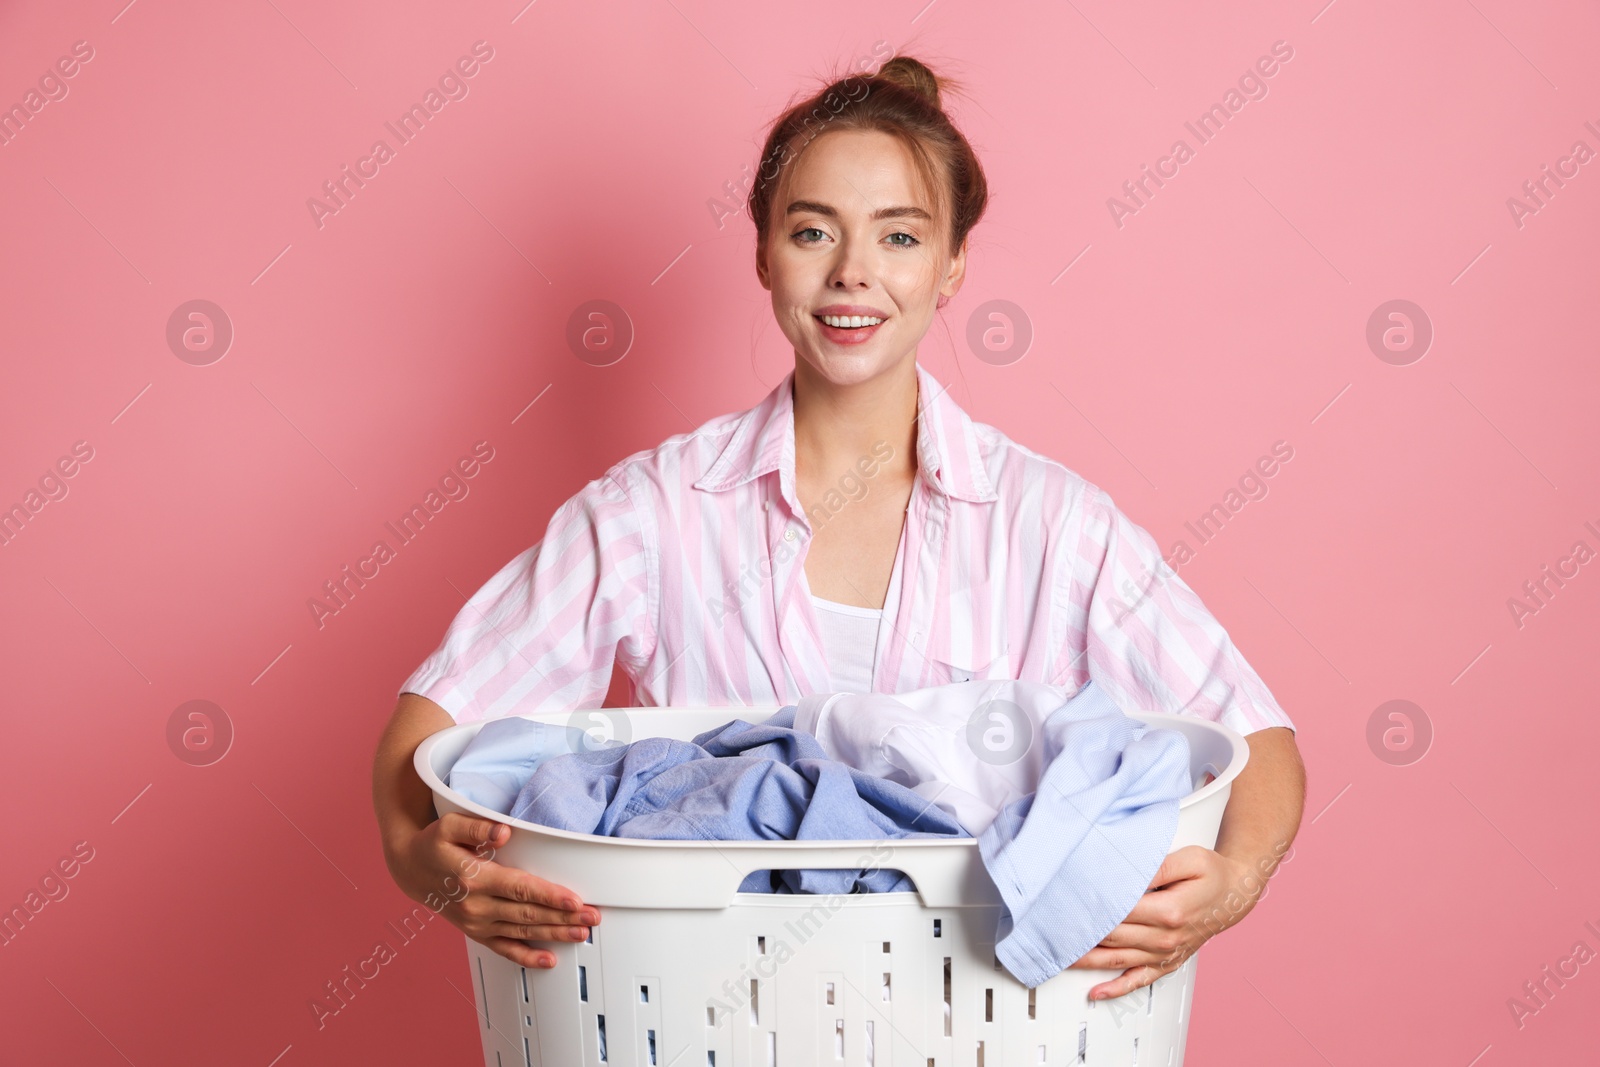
[1067,845,1262,1001]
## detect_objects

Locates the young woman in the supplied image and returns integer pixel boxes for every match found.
[372,56,1305,1002]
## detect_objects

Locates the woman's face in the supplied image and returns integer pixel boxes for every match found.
[758,128,966,387]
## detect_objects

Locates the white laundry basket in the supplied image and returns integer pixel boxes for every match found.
[416,706,1248,1067]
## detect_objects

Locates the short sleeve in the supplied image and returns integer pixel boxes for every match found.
[1060,485,1294,737]
[398,466,657,724]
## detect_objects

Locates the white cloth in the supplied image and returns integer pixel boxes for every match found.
[794,678,1093,834]
[810,594,880,694]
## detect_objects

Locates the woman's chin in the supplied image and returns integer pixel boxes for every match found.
[797,348,910,386]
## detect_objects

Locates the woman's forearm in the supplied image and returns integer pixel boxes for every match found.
[1214,725,1305,880]
[372,692,457,857]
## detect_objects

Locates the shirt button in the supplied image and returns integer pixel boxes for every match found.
[784,528,796,541]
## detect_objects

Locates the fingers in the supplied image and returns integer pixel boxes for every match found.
[1070,945,1178,973]
[438,812,510,852]
[429,814,601,973]
[450,858,599,956]
[433,816,598,924]
[1070,945,1144,970]
[1146,845,1207,890]
[489,918,593,944]
[1075,917,1192,966]
[1119,891,1189,929]
[471,888,597,933]
[472,863,598,924]
[1076,936,1191,1000]
[1088,921,1170,950]
[483,935,557,970]
[1090,963,1165,1001]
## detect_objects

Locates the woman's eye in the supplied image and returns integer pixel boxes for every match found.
[791,228,919,247]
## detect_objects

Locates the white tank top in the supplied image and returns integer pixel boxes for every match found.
[810,594,881,693]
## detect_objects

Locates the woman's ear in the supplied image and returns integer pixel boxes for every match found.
[755,236,773,291]
[939,238,968,300]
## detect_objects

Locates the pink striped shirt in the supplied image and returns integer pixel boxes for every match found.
[400,362,1294,737]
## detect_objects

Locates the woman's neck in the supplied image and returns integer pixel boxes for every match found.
[791,357,920,487]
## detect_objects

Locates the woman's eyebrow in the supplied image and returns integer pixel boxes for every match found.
[785,199,932,222]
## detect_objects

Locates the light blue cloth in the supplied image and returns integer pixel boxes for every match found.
[446,717,622,815]
[510,708,970,894]
[977,680,1191,987]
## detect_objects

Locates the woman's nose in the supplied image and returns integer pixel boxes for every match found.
[829,259,871,288]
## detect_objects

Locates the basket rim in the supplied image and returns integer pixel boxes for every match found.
[415,705,1250,852]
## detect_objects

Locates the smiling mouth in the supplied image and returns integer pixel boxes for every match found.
[814,314,886,330]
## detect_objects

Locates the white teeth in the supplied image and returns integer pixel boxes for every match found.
[819,314,884,328]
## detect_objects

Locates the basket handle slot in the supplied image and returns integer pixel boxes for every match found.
[708,841,980,909]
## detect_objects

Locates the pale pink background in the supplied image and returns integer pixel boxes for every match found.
[2,0,1597,1063]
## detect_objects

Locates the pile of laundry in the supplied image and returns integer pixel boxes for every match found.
[446,679,1193,987]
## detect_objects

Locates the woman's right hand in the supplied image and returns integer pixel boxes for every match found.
[373,692,601,969]
[386,811,601,969]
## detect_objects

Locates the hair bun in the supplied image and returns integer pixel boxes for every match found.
[873,56,942,108]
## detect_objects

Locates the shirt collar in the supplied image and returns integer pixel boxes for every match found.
[692,361,999,505]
